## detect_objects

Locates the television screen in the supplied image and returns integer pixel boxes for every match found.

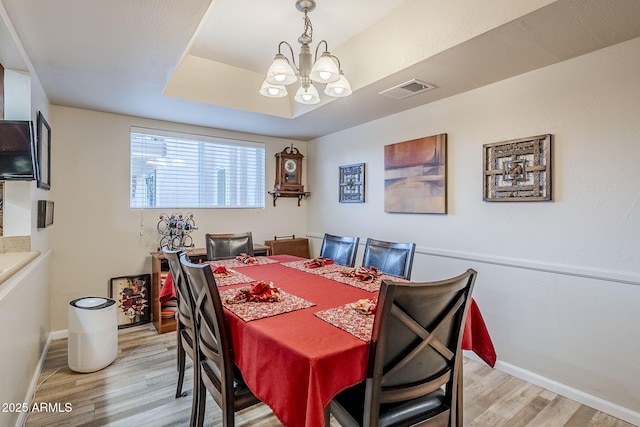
[0,120,36,180]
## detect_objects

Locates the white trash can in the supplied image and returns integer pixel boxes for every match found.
[68,297,118,373]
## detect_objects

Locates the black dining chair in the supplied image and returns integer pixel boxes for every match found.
[180,253,261,427]
[162,247,199,424]
[362,238,416,280]
[205,232,254,261]
[319,233,360,267]
[330,269,477,427]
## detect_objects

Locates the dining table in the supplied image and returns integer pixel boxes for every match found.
[160,254,496,427]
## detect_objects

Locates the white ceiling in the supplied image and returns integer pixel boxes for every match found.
[2,0,640,141]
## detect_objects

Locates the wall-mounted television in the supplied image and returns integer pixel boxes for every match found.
[0,120,37,181]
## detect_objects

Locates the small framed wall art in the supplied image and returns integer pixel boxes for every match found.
[339,163,365,203]
[483,134,552,202]
[109,274,151,328]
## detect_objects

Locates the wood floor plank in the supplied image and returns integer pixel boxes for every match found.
[488,380,544,420]
[502,395,553,427]
[25,324,635,427]
[527,395,582,427]
[565,405,599,427]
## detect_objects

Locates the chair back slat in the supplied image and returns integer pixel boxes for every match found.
[362,238,416,280]
[180,254,235,401]
[370,270,477,414]
[162,247,194,328]
[205,232,254,261]
[319,233,359,267]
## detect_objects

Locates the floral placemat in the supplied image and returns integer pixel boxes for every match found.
[205,256,278,269]
[213,270,256,287]
[322,271,409,292]
[315,304,374,342]
[220,288,315,322]
[281,260,345,276]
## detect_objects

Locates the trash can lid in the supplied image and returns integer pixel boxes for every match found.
[76,297,107,308]
[70,297,116,309]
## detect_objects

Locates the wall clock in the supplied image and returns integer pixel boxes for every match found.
[274,145,304,192]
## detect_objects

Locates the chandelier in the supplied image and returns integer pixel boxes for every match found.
[259,0,352,105]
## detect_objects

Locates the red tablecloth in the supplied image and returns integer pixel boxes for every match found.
[160,255,496,427]
[462,298,497,367]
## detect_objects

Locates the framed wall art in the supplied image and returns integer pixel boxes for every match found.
[384,133,447,214]
[483,134,552,202]
[339,163,365,203]
[109,274,150,328]
[36,111,51,190]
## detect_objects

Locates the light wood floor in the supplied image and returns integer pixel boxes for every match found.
[25,324,633,427]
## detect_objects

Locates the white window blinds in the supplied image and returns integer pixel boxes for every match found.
[130,127,265,209]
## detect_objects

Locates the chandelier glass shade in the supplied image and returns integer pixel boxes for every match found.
[260,0,352,104]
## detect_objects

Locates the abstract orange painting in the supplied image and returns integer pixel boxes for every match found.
[384,134,447,214]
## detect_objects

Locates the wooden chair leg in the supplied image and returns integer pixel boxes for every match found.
[456,358,463,427]
[324,405,331,426]
[175,336,187,398]
[190,353,200,427]
[196,372,206,427]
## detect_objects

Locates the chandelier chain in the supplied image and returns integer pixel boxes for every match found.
[300,9,313,44]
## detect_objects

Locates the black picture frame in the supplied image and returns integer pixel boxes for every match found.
[109,274,151,329]
[36,111,51,190]
[37,200,55,229]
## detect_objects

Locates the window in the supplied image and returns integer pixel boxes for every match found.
[130,127,265,209]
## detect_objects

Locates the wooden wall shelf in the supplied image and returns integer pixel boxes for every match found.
[268,190,310,206]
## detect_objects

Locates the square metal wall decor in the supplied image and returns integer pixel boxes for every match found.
[339,163,365,203]
[483,134,552,202]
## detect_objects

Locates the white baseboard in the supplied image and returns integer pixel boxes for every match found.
[465,352,640,426]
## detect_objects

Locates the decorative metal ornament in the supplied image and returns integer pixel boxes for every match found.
[339,163,365,203]
[157,212,198,250]
[483,134,552,201]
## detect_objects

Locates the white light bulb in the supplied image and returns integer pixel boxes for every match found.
[319,71,332,81]
[302,93,312,101]
[268,87,280,96]
[274,74,286,82]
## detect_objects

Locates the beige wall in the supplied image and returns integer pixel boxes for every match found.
[49,107,308,331]
[307,37,640,423]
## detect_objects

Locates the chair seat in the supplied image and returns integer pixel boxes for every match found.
[231,377,259,409]
[201,359,260,410]
[333,381,448,427]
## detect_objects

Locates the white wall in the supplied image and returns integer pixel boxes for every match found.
[307,37,640,423]
[49,107,308,331]
[0,254,50,427]
[0,6,52,426]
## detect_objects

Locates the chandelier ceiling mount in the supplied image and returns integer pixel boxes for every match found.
[259,0,352,105]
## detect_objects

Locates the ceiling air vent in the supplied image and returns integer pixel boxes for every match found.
[379,79,436,100]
